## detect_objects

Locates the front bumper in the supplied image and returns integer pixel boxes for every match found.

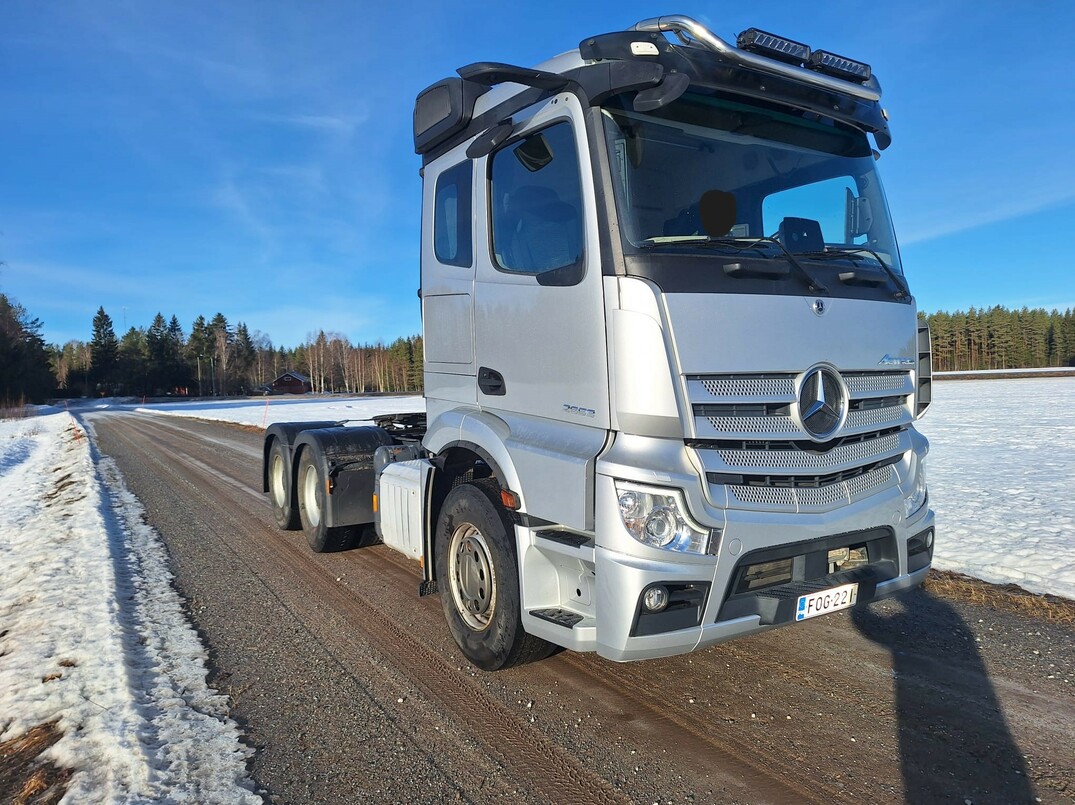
[592,473,935,662]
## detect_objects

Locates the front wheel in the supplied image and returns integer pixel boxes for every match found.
[296,449,361,552]
[435,479,553,671]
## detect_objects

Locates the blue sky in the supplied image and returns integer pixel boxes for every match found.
[2,1,1073,347]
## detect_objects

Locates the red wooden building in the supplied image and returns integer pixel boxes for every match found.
[271,371,312,395]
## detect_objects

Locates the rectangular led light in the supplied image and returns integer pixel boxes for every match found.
[809,50,872,82]
[737,28,811,65]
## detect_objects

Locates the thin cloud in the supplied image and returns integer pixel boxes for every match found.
[252,112,364,137]
[899,188,1075,246]
[209,176,274,245]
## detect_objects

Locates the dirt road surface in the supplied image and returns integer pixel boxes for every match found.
[87,411,1075,804]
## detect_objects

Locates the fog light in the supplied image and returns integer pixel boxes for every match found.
[643,585,670,613]
[925,530,934,548]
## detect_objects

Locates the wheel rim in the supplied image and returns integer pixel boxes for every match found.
[302,464,321,527]
[448,523,496,631]
[270,454,287,508]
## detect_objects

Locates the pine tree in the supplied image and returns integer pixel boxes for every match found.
[233,322,256,394]
[0,293,54,404]
[187,315,213,395]
[90,307,119,395]
[117,327,149,396]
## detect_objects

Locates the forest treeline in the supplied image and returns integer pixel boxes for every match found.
[2,295,422,403]
[920,306,1075,372]
[3,291,1074,406]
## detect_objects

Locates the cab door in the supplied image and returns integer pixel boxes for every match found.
[472,94,610,530]
[422,148,477,407]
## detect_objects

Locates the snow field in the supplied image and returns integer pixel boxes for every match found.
[0,412,261,804]
[133,393,426,429]
[915,377,1075,600]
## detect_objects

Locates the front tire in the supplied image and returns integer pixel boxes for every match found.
[296,449,360,552]
[435,479,553,671]
[268,439,299,530]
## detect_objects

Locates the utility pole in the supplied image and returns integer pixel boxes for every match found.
[197,354,203,397]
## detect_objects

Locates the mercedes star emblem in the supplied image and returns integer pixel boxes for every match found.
[798,367,846,440]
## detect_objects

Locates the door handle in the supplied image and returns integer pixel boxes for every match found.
[478,367,506,396]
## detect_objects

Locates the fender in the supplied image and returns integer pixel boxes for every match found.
[262,421,339,493]
[292,426,395,528]
[424,406,524,506]
[426,406,608,531]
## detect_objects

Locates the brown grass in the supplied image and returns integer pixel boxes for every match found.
[924,569,1075,624]
[0,721,72,805]
[0,396,31,420]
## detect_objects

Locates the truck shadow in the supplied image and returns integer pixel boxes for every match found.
[851,591,1036,804]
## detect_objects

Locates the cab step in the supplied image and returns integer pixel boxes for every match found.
[529,608,585,628]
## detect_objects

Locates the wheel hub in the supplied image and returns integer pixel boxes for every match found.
[449,524,496,631]
[302,464,321,527]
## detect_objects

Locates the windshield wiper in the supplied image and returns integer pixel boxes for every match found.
[743,237,829,295]
[638,236,829,294]
[798,247,909,299]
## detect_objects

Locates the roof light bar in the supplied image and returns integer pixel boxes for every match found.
[631,15,881,102]
[809,50,872,83]
[736,28,810,66]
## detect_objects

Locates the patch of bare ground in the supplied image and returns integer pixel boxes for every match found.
[0,722,72,805]
[925,569,1075,624]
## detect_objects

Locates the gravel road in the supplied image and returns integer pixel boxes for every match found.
[87,411,1075,805]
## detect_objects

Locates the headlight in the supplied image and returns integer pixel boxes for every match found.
[615,480,713,554]
[903,465,927,519]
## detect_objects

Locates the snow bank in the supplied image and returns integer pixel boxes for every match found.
[917,377,1075,600]
[0,412,261,803]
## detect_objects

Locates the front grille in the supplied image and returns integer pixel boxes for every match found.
[699,375,796,398]
[710,431,902,472]
[726,465,896,509]
[688,369,912,511]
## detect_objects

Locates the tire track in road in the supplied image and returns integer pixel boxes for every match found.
[91,413,629,805]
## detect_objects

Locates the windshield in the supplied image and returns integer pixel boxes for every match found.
[601,92,904,274]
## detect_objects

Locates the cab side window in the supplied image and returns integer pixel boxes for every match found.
[490,122,584,275]
[434,160,472,267]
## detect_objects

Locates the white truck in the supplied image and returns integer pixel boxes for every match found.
[263,14,935,671]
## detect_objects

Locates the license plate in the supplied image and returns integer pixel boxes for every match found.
[796,583,859,621]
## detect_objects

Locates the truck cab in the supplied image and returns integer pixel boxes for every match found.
[267,15,934,670]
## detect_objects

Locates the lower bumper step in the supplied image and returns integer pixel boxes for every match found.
[530,608,584,628]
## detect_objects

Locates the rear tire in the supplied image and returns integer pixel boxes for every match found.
[435,479,554,671]
[268,439,299,530]
[296,449,360,552]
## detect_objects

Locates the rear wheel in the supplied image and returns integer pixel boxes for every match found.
[268,439,299,530]
[296,449,361,552]
[435,479,553,670]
